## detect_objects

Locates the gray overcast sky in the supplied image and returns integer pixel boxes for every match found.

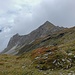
[0,0,75,51]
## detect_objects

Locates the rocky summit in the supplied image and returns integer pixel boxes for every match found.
[1,21,64,55]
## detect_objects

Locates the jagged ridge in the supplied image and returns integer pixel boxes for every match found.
[1,21,64,55]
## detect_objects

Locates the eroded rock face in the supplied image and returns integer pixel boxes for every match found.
[1,21,64,55]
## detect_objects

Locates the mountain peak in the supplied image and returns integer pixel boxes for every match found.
[42,21,55,28]
[44,21,51,24]
[14,33,20,36]
[1,21,64,55]
[38,21,55,31]
[12,33,20,39]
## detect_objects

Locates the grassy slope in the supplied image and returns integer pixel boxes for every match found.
[0,27,75,75]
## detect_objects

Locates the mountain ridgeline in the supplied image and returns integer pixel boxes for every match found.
[0,21,75,74]
[1,21,64,55]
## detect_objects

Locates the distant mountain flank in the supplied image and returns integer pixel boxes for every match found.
[1,21,64,55]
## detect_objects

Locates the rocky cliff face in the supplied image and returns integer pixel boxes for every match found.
[1,21,64,55]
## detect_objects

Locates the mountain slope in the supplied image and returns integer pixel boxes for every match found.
[0,23,75,75]
[1,21,64,55]
[17,26,75,71]
[17,27,75,55]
